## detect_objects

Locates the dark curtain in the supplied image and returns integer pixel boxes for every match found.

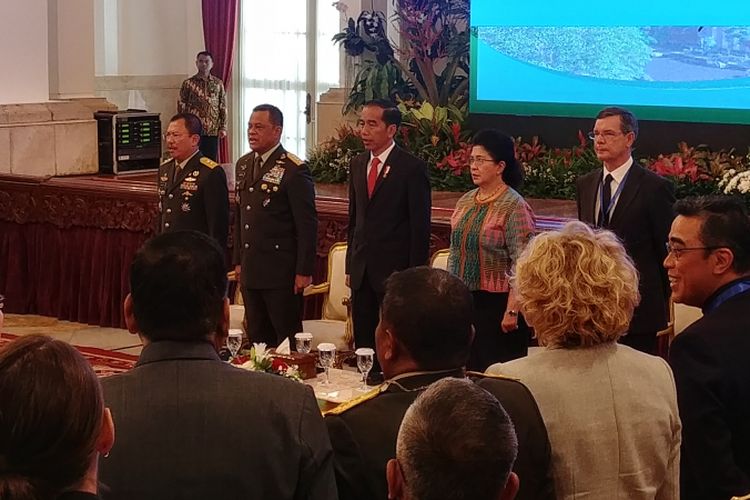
[202,0,239,164]
[0,221,148,329]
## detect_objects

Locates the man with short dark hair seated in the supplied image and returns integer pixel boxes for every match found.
[99,231,337,500]
[325,266,553,500]
[387,377,520,500]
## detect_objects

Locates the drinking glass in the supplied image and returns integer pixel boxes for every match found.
[226,329,243,361]
[295,332,313,354]
[355,348,375,391]
[317,342,337,386]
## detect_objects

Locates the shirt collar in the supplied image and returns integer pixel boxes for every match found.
[370,141,396,165]
[258,143,282,166]
[602,156,633,184]
[177,149,200,170]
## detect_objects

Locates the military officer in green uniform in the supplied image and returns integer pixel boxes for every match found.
[232,104,317,348]
[158,113,229,250]
[324,267,555,500]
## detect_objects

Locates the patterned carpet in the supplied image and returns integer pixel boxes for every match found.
[0,333,137,377]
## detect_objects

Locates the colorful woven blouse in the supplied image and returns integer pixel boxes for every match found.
[448,187,536,292]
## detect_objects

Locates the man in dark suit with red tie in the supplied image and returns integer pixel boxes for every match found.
[346,99,431,383]
[576,107,675,354]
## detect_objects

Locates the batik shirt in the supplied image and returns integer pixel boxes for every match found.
[178,74,227,136]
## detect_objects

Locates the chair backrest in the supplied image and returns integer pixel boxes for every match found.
[322,242,350,322]
[673,302,702,336]
[430,248,450,271]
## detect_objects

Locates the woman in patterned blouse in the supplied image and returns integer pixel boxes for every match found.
[448,129,536,371]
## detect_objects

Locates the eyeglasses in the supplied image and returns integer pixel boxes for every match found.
[665,242,725,259]
[468,156,496,166]
[587,130,624,141]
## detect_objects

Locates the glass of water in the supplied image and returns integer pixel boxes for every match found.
[317,342,337,386]
[355,348,375,391]
[226,329,243,361]
[295,332,313,354]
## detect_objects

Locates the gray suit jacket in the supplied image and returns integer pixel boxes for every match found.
[99,341,338,500]
[489,343,681,500]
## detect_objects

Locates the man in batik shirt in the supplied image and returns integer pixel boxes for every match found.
[178,51,227,161]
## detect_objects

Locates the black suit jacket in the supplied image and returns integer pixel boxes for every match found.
[576,163,674,334]
[346,146,431,292]
[669,287,750,500]
[158,152,229,250]
[325,369,555,500]
[232,146,318,289]
[99,341,337,500]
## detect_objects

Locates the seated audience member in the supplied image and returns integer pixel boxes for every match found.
[666,196,750,500]
[0,335,115,500]
[488,221,681,500]
[99,231,337,500]
[325,266,554,500]
[387,377,520,500]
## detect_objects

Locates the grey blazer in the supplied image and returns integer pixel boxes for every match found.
[489,343,681,500]
[99,341,338,500]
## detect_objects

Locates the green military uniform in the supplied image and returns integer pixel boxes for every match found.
[233,145,317,347]
[324,368,556,500]
[157,152,229,250]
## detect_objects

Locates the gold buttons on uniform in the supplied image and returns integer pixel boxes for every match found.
[244,224,249,229]
[166,208,172,213]
[168,194,174,199]
[165,223,170,228]
[244,243,249,249]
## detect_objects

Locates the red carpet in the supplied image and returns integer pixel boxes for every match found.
[0,333,137,377]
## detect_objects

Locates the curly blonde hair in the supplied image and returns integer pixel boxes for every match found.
[513,221,640,348]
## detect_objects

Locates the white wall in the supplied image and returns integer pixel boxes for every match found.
[95,0,204,76]
[0,1,50,104]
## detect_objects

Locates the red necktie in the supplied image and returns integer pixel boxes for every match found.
[367,157,381,198]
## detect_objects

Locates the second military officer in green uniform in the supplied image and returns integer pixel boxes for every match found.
[159,112,229,250]
[233,104,317,348]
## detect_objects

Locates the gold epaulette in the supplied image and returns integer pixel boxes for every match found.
[160,158,173,167]
[323,385,384,416]
[731,494,750,500]
[466,370,520,382]
[200,156,219,169]
[285,152,304,166]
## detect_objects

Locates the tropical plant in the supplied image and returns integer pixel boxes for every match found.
[333,0,470,112]
[307,125,364,184]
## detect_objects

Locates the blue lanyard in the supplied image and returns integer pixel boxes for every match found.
[598,169,630,224]
[703,279,750,314]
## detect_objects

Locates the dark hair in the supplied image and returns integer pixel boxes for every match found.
[471,129,524,190]
[0,335,104,500]
[363,99,402,127]
[252,104,284,128]
[674,196,750,273]
[196,51,213,61]
[170,112,203,137]
[382,267,473,370]
[129,231,228,341]
[397,378,518,500]
[596,106,639,139]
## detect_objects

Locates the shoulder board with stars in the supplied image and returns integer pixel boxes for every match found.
[322,385,384,416]
[283,152,304,167]
[466,370,520,382]
[200,157,219,169]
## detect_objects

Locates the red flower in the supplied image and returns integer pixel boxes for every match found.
[271,358,289,372]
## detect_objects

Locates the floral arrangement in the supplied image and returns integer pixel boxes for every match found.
[308,124,750,205]
[233,343,302,382]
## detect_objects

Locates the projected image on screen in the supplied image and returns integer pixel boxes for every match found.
[479,27,750,82]
[470,1,750,124]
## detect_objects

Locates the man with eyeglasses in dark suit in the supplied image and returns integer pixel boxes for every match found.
[576,106,675,354]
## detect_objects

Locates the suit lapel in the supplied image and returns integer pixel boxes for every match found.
[356,154,370,206]
[167,154,200,195]
[370,146,398,200]
[251,146,285,186]
[583,170,602,224]
[608,165,644,229]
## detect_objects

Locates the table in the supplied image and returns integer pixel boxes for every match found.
[306,367,372,412]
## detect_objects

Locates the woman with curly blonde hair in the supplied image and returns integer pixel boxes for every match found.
[488,221,681,500]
